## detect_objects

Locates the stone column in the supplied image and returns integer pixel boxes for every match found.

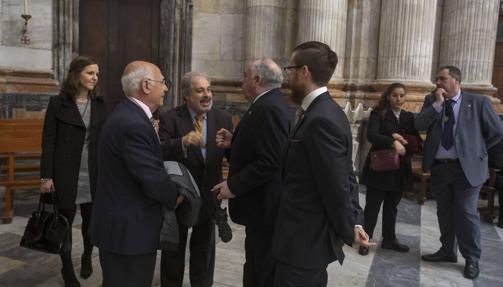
[244,0,287,63]
[439,0,500,93]
[296,0,347,80]
[377,0,438,84]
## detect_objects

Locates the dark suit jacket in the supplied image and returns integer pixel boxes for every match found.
[227,88,294,230]
[415,91,503,187]
[90,99,178,255]
[361,109,421,191]
[273,92,363,269]
[158,104,232,219]
[40,94,107,209]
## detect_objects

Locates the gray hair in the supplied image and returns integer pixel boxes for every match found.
[121,65,154,97]
[251,58,283,89]
[181,72,210,100]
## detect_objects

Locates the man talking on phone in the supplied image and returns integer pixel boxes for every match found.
[415,66,503,279]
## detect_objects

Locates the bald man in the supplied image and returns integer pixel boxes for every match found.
[90,61,182,287]
[212,58,294,286]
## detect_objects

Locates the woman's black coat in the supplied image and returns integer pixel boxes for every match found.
[40,95,107,209]
[361,109,421,192]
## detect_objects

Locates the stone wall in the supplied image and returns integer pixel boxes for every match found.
[0,0,53,72]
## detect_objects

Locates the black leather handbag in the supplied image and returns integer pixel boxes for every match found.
[20,192,70,254]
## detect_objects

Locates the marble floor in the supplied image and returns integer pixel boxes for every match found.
[0,188,502,287]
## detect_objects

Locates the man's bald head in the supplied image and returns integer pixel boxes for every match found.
[121,61,159,97]
[249,58,283,90]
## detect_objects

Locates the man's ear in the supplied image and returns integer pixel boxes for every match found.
[141,79,150,95]
[254,74,261,86]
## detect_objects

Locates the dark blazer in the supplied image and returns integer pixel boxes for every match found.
[40,94,107,209]
[158,104,232,218]
[415,92,503,186]
[273,92,363,269]
[361,109,421,191]
[89,99,179,255]
[227,88,294,230]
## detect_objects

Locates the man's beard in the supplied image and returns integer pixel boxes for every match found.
[289,84,304,105]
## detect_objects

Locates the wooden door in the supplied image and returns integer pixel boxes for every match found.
[493,5,503,101]
[79,0,160,110]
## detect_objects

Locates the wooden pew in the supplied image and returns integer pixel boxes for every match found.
[0,119,43,223]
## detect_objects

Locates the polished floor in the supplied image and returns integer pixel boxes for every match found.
[0,188,502,287]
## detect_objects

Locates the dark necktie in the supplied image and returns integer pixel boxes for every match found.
[441,99,455,150]
[294,108,304,127]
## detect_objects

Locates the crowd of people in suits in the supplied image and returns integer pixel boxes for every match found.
[38,40,503,287]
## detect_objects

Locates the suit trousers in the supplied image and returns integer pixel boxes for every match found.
[99,249,156,287]
[363,186,402,241]
[243,225,276,287]
[273,260,327,287]
[161,215,215,287]
[430,160,482,262]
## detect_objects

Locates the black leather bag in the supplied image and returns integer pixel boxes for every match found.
[20,192,70,254]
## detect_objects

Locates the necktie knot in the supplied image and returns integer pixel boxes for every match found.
[149,117,156,127]
[194,114,204,134]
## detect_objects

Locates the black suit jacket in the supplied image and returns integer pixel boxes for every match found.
[227,88,294,230]
[40,95,107,209]
[90,99,178,255]
[273,92,363,268]
[361,109,421,191]
[158,104,232,218]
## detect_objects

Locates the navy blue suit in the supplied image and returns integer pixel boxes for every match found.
[227,88,294,287]
[90,99,179,286]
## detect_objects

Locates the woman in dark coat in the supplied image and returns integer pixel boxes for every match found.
[40,56,107,286]
[359,82,421,256]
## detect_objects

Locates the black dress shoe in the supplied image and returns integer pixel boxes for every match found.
[421,250,457,263]
[80,254,93,279]
[215,206,232,243]
[381,239,410,252]
[358,246,369,256]
[463,261,479,279]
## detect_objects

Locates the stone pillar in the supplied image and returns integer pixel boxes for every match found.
[244,0,287,63]
[377,0,437,84]
[296,0,347,80]
[439,0,500,94]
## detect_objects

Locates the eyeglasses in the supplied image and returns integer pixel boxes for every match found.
[283,65,304,75]
[147,78,166,85]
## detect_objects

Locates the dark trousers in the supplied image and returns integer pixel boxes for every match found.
[363,186,402,241]
[243,226,275,287]
[59,203,93,268]
[161,216,215,287]
[430,161,481,262]
[273,260,327,287]
[99,249,156,287]
[496,173,503,221]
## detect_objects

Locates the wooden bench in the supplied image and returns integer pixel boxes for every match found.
[0,119,43,224]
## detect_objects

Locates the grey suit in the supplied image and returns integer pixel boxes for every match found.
[415,91,503,262]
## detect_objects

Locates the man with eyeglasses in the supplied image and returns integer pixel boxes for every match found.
[90,61,183,287]
[212,58,294,286]
[272,41,374,287]
[158,71,233,287]
[416,66,503,279]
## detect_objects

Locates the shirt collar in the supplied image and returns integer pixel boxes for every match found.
[253,88,273,103]
[129,97,153,119]
[450,90,461,103]
[301,86,328,111]
[187,106,206,120]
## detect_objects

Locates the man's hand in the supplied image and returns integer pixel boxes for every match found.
[434,88,446,104]
[211,181,236,200]
[40,179,54,193]
[354,226,376,248]
[182,131,203,147]
[175,195,184,207]
[216,128,232,149]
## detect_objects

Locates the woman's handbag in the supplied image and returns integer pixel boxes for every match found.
[370,149,400,172]
[19,192,70,254]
